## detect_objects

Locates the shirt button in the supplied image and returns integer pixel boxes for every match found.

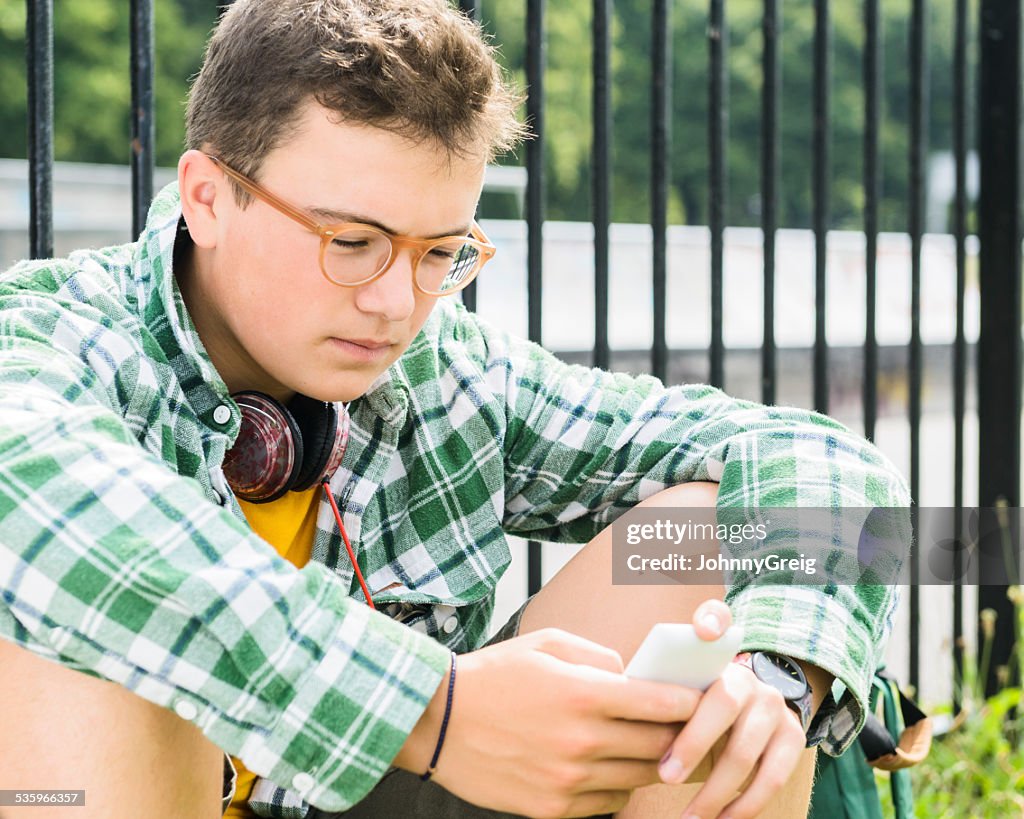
[443,615,459,634]
[212,404,231,425]
[174,700,198,721]
[292,772,315,793]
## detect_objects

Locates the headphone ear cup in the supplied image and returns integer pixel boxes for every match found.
[278,402,305,494]
[287,394,336,491]
[224,391,305,503]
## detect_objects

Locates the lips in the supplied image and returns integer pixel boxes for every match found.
[339,338,395,349]
[327,336,396,363]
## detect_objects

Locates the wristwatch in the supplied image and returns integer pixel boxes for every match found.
[733,652,814,736]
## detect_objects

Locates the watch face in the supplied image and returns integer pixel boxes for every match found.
[753,653,808,700]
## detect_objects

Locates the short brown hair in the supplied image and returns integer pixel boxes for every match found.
[186,0,525,191]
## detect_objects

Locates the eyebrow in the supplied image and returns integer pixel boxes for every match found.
[308,207,472,240]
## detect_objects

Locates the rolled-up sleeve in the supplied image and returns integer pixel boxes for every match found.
[457,305,910,756]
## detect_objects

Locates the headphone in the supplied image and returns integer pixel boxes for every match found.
[222,391,350,504]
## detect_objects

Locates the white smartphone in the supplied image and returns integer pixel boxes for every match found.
[625,623,744,691]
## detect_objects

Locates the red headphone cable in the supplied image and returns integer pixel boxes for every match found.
[321,479,375,610]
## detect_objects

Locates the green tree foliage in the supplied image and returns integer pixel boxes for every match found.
[482,0,968,230]
[0,0,212,167]
[0,0,969,232]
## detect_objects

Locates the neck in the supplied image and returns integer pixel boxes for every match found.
[174,238,294,404]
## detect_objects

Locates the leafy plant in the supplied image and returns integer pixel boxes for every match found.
[878,587,1024,818]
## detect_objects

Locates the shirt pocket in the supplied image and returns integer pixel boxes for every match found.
[371,579,497,648]
[377,597,460,635]
[364,523,512,645]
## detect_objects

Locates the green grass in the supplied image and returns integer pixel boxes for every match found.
[877,587,1024,818]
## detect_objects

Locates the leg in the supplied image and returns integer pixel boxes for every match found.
[0,638,224,819]
[518,481,817,819]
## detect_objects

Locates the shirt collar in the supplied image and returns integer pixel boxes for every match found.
[359,368,410,427]
[131,182,236,427]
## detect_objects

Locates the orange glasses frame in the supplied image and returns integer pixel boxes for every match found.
[206,155,496,295]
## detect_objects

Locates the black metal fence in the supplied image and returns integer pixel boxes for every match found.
[463,0,1019,703]
[21,0,1022,702]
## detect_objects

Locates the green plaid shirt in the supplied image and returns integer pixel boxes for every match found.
[0,183,910,816]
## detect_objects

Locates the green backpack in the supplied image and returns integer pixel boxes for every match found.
[808,670,930,819]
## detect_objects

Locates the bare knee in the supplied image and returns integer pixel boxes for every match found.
[639,480,720,509]
[615,747,817,819]
[517,479,726,657]
[0,638,224,818]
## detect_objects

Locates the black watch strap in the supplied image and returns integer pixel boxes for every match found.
[734,651,816,741]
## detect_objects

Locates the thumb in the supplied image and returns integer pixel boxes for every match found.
[525,627,625,674]
[692,598,732,641]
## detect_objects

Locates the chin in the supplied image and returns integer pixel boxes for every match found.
[301,377,380,405]
[272,357,391,404]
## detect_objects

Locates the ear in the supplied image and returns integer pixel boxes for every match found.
[177,150,225,249]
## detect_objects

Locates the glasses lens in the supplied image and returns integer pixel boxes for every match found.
[416,240,482,294]
[322,227,393,284]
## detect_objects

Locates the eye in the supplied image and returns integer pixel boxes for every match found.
[428,247,458,260]
[331,238,369,250]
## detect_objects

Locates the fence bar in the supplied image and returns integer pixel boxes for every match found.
[526,0,546,596]
[812,0,830,413]
[863,0,880,441]
[27,0,54,260]
[977,0,1022,697]
[709,0,726,389]
[460,269,478,312]
[130,0,155,238]
[593,0,611,370]
[952,0,968,716]
[651,0,671,383]
[907,0,928,695]
[526,0,545,347]
[760,0,779,406]
[460,0,480,309]
[460,0,481,311]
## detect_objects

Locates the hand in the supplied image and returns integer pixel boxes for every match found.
[656,599,809,819]
[395,627,702,818]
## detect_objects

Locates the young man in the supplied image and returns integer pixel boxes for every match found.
[0,1,909,818]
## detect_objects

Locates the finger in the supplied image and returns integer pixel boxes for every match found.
[717,727,809,819]
[675,694,779,817]
[587,720,682,761]
[597,676,702,723]
[572,758,663,791]
[692,598,733,640]
[657,667,756,784]
[526,627,625,673]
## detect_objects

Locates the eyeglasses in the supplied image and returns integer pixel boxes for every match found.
[206,155,496,296]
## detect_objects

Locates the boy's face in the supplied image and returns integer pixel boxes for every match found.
[178,101,486,404]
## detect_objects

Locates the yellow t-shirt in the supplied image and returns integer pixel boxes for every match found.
[223,486,322,819]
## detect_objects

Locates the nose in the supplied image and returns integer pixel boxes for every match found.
[352,248,419,322]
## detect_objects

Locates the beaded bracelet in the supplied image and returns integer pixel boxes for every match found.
[421,651,457,782]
